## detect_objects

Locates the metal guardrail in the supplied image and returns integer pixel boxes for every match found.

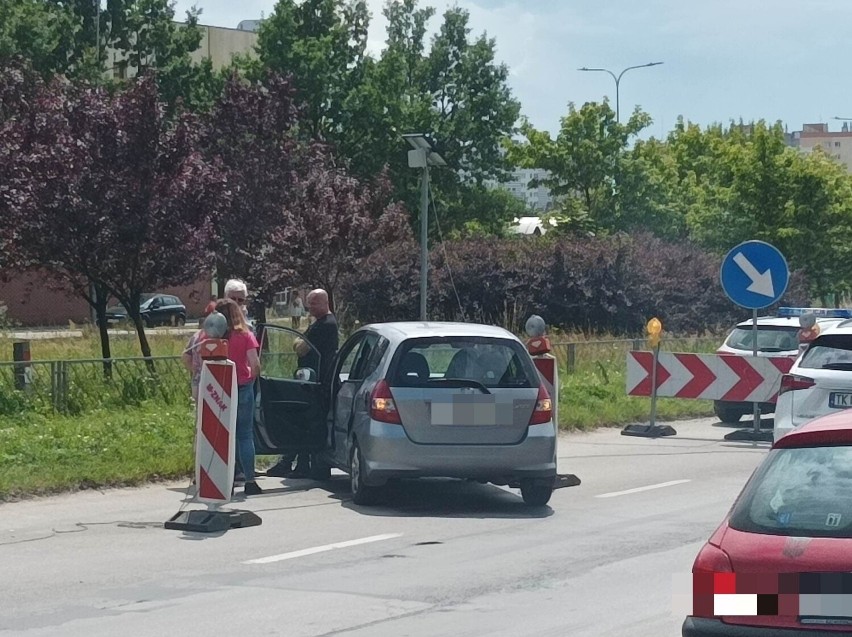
[0,356,188,415]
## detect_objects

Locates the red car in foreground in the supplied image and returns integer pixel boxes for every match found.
[683,410,852,636]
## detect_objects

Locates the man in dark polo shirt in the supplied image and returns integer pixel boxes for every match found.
[265,289,338,478]
[295,289,338,386]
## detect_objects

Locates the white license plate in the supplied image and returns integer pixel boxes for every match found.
[430,395,498,426]
[829,392,852,409]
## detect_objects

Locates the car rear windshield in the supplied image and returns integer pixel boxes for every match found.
[799,334,852,370]
[729,446,852,538]
[725,326,799,353]
[389,336,539,388]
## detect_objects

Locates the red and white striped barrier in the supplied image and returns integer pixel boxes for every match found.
[195,353,237,504]
[626,352,793,403]
[533,355,559,425]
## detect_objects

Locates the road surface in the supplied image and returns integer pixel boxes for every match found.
[0,417,770,636]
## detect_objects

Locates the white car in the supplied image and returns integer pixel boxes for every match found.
[713,307,849,423]
[774,320,852,441]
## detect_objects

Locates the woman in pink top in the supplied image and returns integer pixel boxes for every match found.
[215,298,262,496]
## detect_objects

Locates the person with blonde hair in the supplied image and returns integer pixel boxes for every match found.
[215,297,263,496]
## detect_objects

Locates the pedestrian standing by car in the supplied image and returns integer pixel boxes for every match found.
[290,290,304,330]
[215,297,263,496]
[182,304,216,403]
[223,279,249,319]
[266,288,339,478]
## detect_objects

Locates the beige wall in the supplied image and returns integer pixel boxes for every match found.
[190,25,258,68]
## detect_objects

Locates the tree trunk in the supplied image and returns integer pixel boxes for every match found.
[93,283,112,379]
[128,310,155,372]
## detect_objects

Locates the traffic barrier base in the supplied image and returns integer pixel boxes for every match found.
[621,422,678,438]
[555,474,582,488]
[165,509,262,533]
[723,428,773,443]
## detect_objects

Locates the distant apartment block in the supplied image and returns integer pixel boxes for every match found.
[790,122,852,173]
[489,167,554,212]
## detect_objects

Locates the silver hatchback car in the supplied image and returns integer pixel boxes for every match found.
[254,322,558,506]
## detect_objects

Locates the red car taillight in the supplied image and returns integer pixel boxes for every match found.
[779,373,815,395]
[693,542,733,574]
[370,380,401,424]
[691,542,734,618]
[528,384,553,425]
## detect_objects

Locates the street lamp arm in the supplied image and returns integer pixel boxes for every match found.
[617,62,664,83]
[578,67,618,84]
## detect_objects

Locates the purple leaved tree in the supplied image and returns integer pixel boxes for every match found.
[0,67,226,361]
[284,161,412,314]
[199,72,307,315]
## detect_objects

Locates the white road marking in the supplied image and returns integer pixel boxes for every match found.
[243,533,403,564]
[595,479,690,499]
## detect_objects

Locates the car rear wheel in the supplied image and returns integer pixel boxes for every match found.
[714,401,743,424]
[520,479,553,507]
[175,316,185,327]
[350,440,379,505]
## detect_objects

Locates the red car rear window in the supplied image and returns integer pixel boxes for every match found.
[730,446,852,538]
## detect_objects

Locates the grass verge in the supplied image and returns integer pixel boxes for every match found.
[0,402,194,501]
[560,367,713,429]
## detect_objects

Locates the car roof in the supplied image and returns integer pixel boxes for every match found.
[360,321,519,342]
[734,316,843,328]
[815,320,852,336]
[774,409,852,448]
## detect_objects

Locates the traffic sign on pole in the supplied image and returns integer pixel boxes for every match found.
[720,240,789,309]
[720,240,788,443]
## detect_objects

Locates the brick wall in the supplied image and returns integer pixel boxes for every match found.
[0,271,213,327]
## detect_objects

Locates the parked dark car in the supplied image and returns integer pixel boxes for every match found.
[103,294,186,328]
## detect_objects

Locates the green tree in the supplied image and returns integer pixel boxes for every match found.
[684,121,852,299]
[0,1,79,78]
[0,0,206,109]
[253,0,522,235]
[507,100,651,235]
[254,0,370,142]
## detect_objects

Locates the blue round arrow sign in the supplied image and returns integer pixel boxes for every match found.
[720,240,789,309]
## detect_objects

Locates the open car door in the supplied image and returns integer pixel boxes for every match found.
[254,324,327,455]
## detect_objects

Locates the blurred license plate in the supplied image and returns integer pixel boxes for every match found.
[829,392,852,408]
[431,395,497,426]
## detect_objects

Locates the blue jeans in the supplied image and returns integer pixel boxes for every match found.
[236,383,256,483]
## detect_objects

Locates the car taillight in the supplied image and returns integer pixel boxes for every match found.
[693,542,733,574]
[779,373,815,395]
[370,379,401,424]
[691,543,734,618]
[528,384,553,425]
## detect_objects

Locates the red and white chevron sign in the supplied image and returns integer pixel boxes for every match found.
[626,352,794,402]
[195,358,237,504]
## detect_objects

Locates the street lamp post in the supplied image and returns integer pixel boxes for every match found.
[578,62,663,122]
[403,134,446,321]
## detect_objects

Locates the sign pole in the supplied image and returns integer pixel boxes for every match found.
[751,308,761,436]
[649,341,660,428]
[622,317,676,438]
[719,240,788,443]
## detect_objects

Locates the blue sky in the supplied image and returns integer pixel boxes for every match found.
[172,0,852,139]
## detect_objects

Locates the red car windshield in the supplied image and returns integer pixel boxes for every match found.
[729,445,852,538]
